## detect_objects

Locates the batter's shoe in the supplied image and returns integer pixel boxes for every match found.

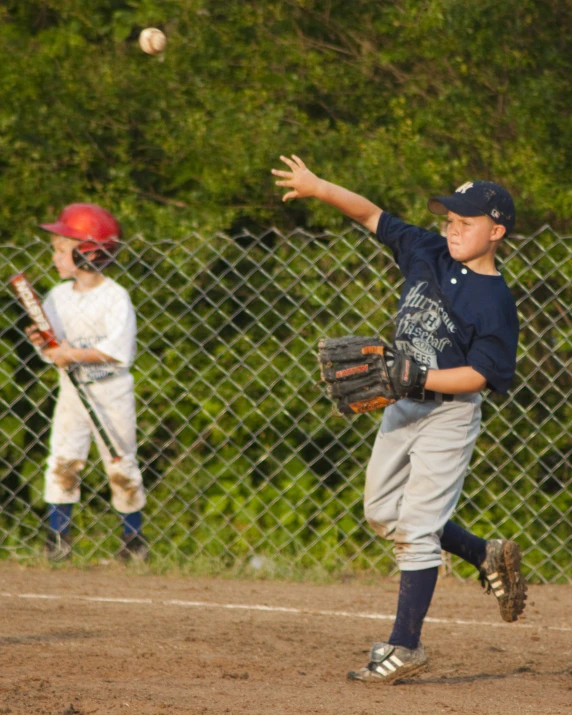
[117,533,149,563]
[45,531,72,561]
[479,539,527,622]
[347,642,427,684]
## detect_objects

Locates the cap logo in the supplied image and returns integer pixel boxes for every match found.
[491,208,500,218]
[455,182,474,194]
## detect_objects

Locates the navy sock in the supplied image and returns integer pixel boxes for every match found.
[388,567,438,651]
[48,504,73,533]
[440,520,487,570]
[122,511,142,536]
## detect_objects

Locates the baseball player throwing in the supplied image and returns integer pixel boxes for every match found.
[272,155,527,683]
[26,204,147,561]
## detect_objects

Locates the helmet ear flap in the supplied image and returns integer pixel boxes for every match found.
[72,247,92,270]
[72,246,116,270]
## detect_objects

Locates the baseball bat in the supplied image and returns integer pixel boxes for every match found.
[10,273,122,462]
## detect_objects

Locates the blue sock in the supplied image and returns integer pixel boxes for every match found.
[122,511,142,536]
[388,567,438,650]
[48,504,73,533]
[440,520,487,570]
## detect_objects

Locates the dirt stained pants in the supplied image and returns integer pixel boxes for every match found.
[44,371,145,514]
[364,394,482,571]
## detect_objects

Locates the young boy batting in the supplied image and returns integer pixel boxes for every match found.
[272,155,527,683]
[26,203,147,561]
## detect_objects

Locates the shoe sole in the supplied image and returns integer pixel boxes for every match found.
[500,541,527,622]
[347,661,428,685]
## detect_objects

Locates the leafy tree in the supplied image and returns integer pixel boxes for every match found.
[0,1,570,579]
[1,0,572,240]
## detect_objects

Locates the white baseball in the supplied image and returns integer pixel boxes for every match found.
[138,28,167,56]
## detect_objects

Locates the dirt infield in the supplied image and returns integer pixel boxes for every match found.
[0,563,570,714]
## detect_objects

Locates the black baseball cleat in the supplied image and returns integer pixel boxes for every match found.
[117,533,149,563]
[347,642,427,684]
[479,539,527,622]
[45,531,72,562]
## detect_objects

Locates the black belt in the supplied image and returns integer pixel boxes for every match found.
[419,390,454,402]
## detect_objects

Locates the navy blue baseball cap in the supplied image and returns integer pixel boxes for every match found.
[428,181,516,234]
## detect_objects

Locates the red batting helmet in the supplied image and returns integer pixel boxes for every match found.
[40,203,121,268]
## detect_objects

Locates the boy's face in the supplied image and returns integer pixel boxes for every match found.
[51,236,79,279]
[445,212,506,264]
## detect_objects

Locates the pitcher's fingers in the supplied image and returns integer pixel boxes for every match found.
[282,190,299,201]
[279,155,298,169]
[291,154,306,168]
[271,168,293,178]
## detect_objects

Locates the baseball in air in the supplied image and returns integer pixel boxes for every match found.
[138,28,167,55]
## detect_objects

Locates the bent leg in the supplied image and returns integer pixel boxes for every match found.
[387,397,482,650]
[440,520,487,569]
[394,396,482,571]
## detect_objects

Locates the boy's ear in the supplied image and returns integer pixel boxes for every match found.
[491,223,506,242]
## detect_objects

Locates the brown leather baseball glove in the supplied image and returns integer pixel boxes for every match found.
[318,336,429,414]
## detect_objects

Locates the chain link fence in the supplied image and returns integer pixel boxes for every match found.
[1,226,570,582]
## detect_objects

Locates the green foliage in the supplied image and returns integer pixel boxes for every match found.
[1,0,572,241]
[1,227,570,582]
[0,2,570,581]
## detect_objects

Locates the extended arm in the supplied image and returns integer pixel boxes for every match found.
[272,155,382,234]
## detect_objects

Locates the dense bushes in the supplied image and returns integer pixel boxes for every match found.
[1,228,570,581]
[1,0,572,241]
[0,2,570,579]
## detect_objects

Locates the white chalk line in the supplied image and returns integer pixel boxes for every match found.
[0,591,570,633]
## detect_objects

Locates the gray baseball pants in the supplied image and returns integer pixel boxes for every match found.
[364,394,482,571]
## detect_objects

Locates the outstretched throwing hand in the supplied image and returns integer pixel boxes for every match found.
[271,155,321,202]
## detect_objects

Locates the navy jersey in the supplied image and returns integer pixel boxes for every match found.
[376,212,519,394]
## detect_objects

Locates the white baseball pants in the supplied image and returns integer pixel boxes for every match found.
[44,372,146,514]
